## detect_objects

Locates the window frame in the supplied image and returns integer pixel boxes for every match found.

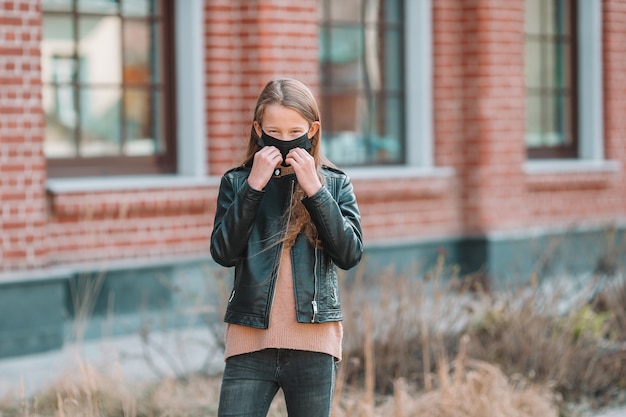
[524,0,579,160]
[317,0,441,178]
[43,0,178,178]
[319,0,407,167]
[523,0,612,175]
[46,0,207,193]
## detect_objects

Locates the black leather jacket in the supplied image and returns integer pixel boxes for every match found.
[210,165,363,329]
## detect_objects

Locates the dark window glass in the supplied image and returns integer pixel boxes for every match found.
[42,0,175,177]
[320,0,404,166]
[525,0,577,159]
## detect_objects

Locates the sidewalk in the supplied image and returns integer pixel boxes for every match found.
[594,408,626,417]
[592,406,626,417]
[0,327,223,399]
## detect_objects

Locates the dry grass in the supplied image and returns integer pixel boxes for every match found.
[338,257,626,410]
[0,340,557,417]
[333,336,558,417]
[0,360,287,417]
[1,257,625,417]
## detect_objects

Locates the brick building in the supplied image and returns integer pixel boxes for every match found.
[0,0,625,358]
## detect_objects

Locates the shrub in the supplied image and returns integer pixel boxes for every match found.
[339,259,626,408]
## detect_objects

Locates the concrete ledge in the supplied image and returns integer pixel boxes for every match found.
[46,175,220,194]
[360,224,626,289]
[0,266,73,285]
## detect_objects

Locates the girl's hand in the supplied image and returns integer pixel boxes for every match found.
[248,146,282,191]
[286,148,322,197]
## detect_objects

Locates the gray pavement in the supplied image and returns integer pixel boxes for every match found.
[595,409,626,417]
[0,327,223,399]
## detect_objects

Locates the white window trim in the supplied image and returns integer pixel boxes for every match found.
[405,0,433,168]
[523,159,620,175]
[46,0,208,193]
[175,0,206,177]
[525,0,619,174]
[576,0,603,161]
[346,0,453,180]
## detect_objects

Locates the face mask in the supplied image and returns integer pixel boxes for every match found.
[258,131,312,165]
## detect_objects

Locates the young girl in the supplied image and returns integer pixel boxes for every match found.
[210,78,363,417]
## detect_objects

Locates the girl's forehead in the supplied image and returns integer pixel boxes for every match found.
[261,104,309,126]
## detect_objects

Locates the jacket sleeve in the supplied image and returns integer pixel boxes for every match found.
[302,175,363,270]
[210,175,264,267]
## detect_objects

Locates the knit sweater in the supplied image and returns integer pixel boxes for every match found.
[224,248,343,361]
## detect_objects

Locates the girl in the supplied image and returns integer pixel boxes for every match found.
[210,78,363,417]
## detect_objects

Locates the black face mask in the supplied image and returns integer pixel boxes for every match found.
[257,131,312,166]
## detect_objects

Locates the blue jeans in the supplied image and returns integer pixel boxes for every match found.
[217,349,337,417]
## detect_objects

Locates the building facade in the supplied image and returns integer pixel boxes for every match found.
[0,0,625,358]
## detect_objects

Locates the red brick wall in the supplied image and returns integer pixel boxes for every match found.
[455,0,528,234]
[352,176,459,243]
[47,187,215,266]
[2,0,625,274]
[204,0,320,176]
[204,0,247,176]
[604,0,626,165]
[0,0,48,271]
[603,0,626,215]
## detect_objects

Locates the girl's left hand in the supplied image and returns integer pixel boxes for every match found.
[285,148,322,197]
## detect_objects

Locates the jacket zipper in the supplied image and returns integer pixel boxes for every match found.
[311,247,319,323]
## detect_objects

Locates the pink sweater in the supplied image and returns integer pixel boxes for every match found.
[224,248,343,361]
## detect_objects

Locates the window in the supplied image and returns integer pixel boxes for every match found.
[524,0,577,159]
[319,0,404,166]
[41,0,176,177]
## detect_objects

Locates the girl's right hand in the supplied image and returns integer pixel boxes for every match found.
[247,146,282,191]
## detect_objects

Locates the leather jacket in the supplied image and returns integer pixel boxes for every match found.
[210,165,363,329]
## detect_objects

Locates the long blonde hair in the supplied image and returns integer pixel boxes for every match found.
[242,78,333,248]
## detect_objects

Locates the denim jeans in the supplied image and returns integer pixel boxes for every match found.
[217,348,337,417]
